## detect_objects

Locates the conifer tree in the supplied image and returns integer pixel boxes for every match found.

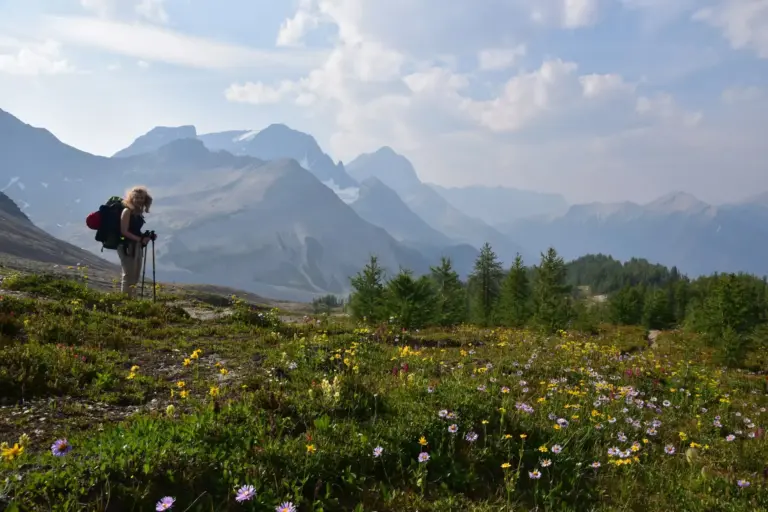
[349,255,386,324]
[468,243,504,327]
[499,254,531,327]
[383,268,436,330]
[430,257,468,327]
[608,285,645,325]
[642,287,674,329]
[532,247,573,332]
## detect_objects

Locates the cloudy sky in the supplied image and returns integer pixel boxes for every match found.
[0,0,766,203]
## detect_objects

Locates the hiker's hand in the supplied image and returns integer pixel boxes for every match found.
[141,237,150,246]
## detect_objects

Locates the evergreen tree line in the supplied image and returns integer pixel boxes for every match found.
[348,244,768,367]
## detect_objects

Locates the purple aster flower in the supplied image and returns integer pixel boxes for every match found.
[448,424,458,434]
[465,431,478,442]
[664,445,676,455]
[51,438,72,457]
[373,446,383,457]
[235,485,256,503]
[418,452,430,463]
[276,502,297,512]
[156,497,175,511]
[737,479,750,488]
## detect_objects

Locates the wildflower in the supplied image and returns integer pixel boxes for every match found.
[466,431,478,443]
[427,386,434,393]
[538,444,548,453]
[501,386,510,394]
[418,452,430,463]
[541,458,552,467]
[180,390,189,399]
[209,386,220,397]
[183,358,191,367]
[726,434,736,442]
[373,446,383,457]
[591,461,601,469]
[276,502,296,512]
[220,368,229,376]
[438,410,448,418]
[156,497,175,511]
[176,381,185,389]
[737,480,750,488]
[501,462,511,469]
[551,444,562,454]
[419,436,428,446]
[306,444,316,454]
[529,469,542,479]
[664,445,676,455]
[130,365,140,373]
[448,424,458,434]
[520,433,527,439]
[51,438,72,457]
[235,485,256,502]
[2,443,24,461]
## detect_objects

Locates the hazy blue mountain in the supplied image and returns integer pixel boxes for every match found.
[500,191,768,277]
[0,108,113,239]
[113,125,198,158]
[0,190,114,271]
[351,177,478,277]
[429,184,568,226]
[0,109,434,299]
[351,176,452,247]
[346,147,529,265]
[198,124,359,193]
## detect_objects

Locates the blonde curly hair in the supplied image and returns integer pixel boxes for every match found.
[123,185,153,214]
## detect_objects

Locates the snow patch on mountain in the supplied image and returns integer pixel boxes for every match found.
[323,179,359,204]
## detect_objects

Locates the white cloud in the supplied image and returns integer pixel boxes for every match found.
[465,59,580,132]
[562,0,601,27]
[579,73,635,98]
[276,0,319,47]
[528,0,602,28]
[0,37,74,76]
[477,45,527,71]
[43,15,327,71]
[224,80,300,105]
[135,0,169,24]
[81,0,168,24]
[722,85,763,103]
[635,93,703,126]
[694,0,768,58]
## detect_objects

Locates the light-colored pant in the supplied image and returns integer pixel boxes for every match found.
[118,243,144,297]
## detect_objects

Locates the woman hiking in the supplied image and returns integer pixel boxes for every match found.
[119,186,153,297]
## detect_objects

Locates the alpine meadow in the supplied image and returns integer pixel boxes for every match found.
[2,0,768,510]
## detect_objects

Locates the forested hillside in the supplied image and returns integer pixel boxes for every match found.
[347,246,768,369]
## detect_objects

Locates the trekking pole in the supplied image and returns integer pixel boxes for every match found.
[140,244,148,299]
[151,236,156,303]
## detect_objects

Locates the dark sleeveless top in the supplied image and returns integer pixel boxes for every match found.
[125,208,146,239]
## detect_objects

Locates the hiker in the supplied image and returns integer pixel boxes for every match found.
[118,186,153,297]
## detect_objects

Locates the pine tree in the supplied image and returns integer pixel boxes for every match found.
[349,255,386,324]
[430,257,468,327]
[532,247,573,332]
[642,287,674,329]
[499,254,531,328]
[468,243,504,327]
[608,285,645,325]
[383,268,436,330]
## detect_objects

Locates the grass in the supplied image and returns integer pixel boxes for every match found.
[0,273,767,511]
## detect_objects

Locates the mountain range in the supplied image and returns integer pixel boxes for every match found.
[2,106,768,301]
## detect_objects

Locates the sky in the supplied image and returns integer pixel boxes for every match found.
[0,0,767,204]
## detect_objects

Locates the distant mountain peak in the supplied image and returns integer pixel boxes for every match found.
[113,125,198,158]
[346,147,421,193]
[645,191,710,214]
[0,190,30,223]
